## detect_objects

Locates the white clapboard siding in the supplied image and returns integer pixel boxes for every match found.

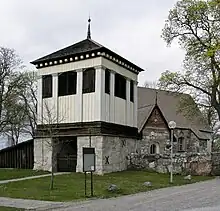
[58,95,80,123]
[38,56,138,128]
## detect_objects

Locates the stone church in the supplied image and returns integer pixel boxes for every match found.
[31,20,212,174]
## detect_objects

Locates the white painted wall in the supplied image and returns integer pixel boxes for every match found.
[37,56,138,128]
[33,138,53,172]
[114,97,126,125]
[58,95,80,123]
[101,57,137,81]
[100,58,138,127]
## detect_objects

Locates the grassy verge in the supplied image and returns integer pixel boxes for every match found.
[0,170,213,201]
[0,207,24,211]
[0,169,49,180]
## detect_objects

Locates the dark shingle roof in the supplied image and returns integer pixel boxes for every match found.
[138,87,212,139]
[31,39,102,63]
[31,38,144,73]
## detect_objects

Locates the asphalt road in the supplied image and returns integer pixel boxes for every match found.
[45,179,220,211]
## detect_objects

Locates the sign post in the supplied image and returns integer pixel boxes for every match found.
[83,147,95,197]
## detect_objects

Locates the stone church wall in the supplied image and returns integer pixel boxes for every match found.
[141,127,169,154]
[129,126,212,175]
[128,152,212,176]
[211,152,220,175]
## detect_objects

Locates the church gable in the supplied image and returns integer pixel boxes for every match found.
[145,106,167,129]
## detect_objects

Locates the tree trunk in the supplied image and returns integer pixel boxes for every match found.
[214,104,220,122]
[50,170,54,190]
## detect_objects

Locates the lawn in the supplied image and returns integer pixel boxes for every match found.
[0,170,213,202]
[0,207,24,211]
[0,169,49,181]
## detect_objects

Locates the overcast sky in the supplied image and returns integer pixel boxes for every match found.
[0,0,185,86]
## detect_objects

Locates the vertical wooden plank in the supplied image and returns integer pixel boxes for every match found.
[5,151,7,168]
[4,152,6,168]
[19,148,22,168]
[12,148,14,168]
[30,141,33,169]
[24,143,26,169]
[28,142,30,169]
[27,143,29,169]
[8,150,10,168]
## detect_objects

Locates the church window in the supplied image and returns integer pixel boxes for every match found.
[150,144,156,154]
[130,80,134,102]
[115,73,126,99]
[105,69,110,94]
[58,71,77,96]
[42,75,52,98]
[83,68,95,93]
[178,137,185,152]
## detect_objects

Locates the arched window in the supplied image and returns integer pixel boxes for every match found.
[150,144,156,154]
[178,137,185,152]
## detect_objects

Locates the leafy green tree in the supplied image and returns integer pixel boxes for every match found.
[159,0,220,130]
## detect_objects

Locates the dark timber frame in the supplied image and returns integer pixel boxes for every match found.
[35,121,138,138]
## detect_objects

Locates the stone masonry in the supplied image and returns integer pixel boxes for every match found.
[128,152,212,175]
[76,136,137,175]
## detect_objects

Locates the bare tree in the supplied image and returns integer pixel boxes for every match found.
[4,99,27,145]
[1,70,37,144]
[0,47,23,133]
[39,101,68,190]
[144,80,159,89]
[19,71,37,138]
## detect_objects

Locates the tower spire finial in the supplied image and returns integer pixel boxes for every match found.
[87,16,91,39]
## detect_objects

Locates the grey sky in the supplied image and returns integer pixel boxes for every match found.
[0,0,185,85]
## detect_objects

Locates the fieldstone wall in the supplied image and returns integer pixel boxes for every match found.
[76,136,104,174]
[128,152,212,176]
[33,138,53,172]
[76,136,137,175]
[141,126,209,155]
[211,152,220,175]
[141,127,169,154]
[102,136,137,173]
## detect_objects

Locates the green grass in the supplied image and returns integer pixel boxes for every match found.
[0,207,24,211]
[0,170,213,202]
[0,169,49,180]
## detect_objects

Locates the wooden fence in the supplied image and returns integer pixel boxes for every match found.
[0,139,34,169]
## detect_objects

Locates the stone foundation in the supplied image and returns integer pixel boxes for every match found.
[102,136,137,173]
[76,136,137,175]
[33,138,53,172]
[76,136,104,174]
[128,152,212,176]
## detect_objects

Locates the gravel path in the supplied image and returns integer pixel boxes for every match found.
[0,172,70,184]
[51,178,220,211]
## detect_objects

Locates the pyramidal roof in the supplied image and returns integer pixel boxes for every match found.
[31,39,102,64]
[31,38,144,73]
